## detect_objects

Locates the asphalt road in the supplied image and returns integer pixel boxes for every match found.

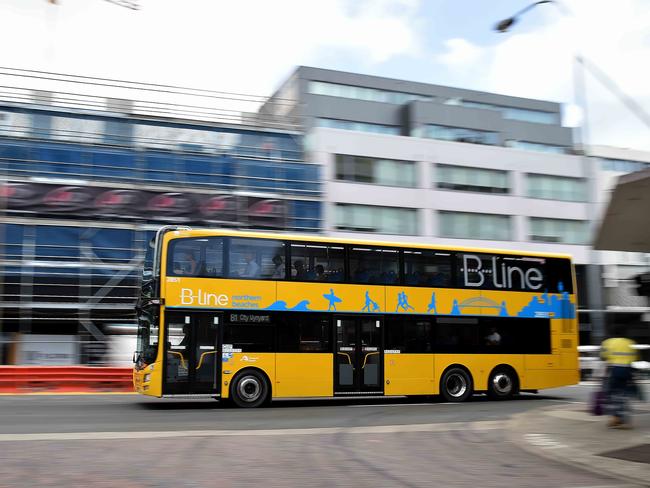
[0,385,637,488]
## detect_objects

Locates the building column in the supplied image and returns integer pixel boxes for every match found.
[586,262,606,343]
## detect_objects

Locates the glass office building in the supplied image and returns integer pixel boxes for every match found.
[0,71,321,365]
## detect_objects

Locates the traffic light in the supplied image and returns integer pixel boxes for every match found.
[634,272,650,297]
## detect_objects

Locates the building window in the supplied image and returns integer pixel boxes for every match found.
[336,155,416,187]
[508,140,567,154]
[31,113,52,139]
[600,158,650,173]
[529,218,589,245]
[502,107,557,125]
[460,101,558,125]
[104,120,133,145]
[436,164,509,194]
[335,204,417,235]
[308,81,432,105]
[527,174,588,202]
[317,118,400,135]
[412,124,498,146]
[439,211,511,241]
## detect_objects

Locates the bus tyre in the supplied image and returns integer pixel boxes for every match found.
[487,367,517,400]
[231,370,269,408]
[440,367,473,402]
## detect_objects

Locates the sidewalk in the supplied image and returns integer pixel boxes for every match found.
[509,400,650,486]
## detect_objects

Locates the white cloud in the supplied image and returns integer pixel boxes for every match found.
[0,0,422,95]
[437,38,482,67]
[435,0,650,151]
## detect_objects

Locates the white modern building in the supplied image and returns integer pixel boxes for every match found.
[261,66,650,343]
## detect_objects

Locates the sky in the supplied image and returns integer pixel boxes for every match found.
[1,0,649,150]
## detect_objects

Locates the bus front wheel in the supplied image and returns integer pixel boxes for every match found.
[440,367,473,402]
[230,369,270,408]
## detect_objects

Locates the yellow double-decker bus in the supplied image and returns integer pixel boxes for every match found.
[134,226,579,407]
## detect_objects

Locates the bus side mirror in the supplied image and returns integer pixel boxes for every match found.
[133,351,139,363]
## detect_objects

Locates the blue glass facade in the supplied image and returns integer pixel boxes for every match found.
[0,104,321,359]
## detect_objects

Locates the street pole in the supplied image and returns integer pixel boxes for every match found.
[494,1,609,343]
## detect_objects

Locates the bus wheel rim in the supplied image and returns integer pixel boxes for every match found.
[446,373,467,397]
[238,377,261,401]
[492,373,512,395]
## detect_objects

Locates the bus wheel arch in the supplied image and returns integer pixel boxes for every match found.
[440,364,473,402]
[230,368,272,408]
[487,365,519,400]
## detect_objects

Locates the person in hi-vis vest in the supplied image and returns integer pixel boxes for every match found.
[600,327,639,429]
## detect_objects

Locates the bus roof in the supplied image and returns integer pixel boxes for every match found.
[166,227,574,260]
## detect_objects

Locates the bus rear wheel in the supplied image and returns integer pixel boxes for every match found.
[440,367,473,402]
[230,369,269,408]
[487,367,518,400]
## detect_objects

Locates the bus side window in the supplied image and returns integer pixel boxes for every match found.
[229,238,285,280]
[403,250,452,287]
[289,243,344,282]
[349,247,399,285]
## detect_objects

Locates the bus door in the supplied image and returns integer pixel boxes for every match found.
[164,311,222,395]
[334,316,383,395]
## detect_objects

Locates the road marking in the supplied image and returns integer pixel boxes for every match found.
[570,485,641,488]
[348,402,447,408]
[0,420,506,443]
[349,402,466,408]
[524,433,568,449]
[0,392,136,396]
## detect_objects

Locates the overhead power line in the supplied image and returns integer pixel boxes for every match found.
[47,0,140,10]
[103,0,139,9]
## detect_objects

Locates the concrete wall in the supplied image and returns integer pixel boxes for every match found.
[310,127,592,263]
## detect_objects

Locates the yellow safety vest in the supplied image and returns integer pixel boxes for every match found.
[600,337,638,366]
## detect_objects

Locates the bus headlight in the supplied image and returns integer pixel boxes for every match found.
[144,373,151,383]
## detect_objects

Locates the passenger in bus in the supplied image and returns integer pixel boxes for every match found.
[381,269,398,284]
[353,261,370,283]
[431,271,449,286]
[315,264,326,281]
[241,252,260,278]
[485,328,501,346]
[175,251,198,276]
[293,259,307,279]
[329,268,344,282]
[405,271,419,285]
[271,255,285,279]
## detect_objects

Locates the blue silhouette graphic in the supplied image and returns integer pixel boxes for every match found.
[396,291,415,312]
[450,299,461,315]
[361,291,380,312]
[265,300,311,311]
[291,300,311,311]
[499,300,509,317]
[516,283,576,319]
[323,288,342,311]
[427,292,437,314]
